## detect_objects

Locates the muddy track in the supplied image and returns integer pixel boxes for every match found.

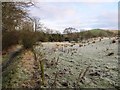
[2,48,23,72]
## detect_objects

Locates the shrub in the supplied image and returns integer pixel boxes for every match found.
[79,44,83,47]
[20,30,37,49]
[2,31,20,51]
[112,39,116,43]
[92,41,95,43]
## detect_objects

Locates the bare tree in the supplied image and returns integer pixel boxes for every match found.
[63,27,78,34]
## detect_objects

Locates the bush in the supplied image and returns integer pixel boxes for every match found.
[2,31,20,50]
[20,30,37,49]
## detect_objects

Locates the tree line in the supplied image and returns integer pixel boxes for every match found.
[2,2,117,51]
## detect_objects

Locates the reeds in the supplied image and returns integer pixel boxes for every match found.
[32,47,45,86]
[76,65,90,87]
[52,57,59,88]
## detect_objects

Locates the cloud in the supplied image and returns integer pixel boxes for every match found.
[29,2,118,32]
[29,3,77,21]
[92,11,118,29]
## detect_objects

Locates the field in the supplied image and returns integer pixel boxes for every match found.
[2,36,119,88]
[34,37,118,88]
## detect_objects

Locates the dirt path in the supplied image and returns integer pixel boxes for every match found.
[2,49,41,88]
[2,48,23,72]
[14,50,37,88]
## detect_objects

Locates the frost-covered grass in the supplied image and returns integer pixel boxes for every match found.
[35,37,118,88]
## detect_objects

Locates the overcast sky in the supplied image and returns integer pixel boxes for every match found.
[28,1,118,33]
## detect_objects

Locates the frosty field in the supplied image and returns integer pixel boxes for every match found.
[34,37,119,88]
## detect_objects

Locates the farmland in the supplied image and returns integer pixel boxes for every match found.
[2,36,119,88]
